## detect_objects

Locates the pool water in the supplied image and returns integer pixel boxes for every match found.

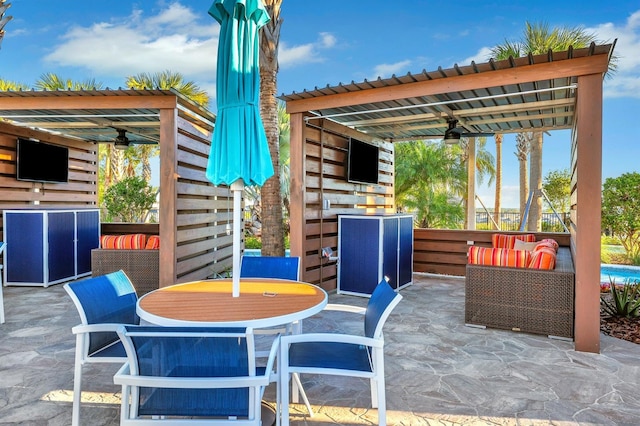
[601,264,640,284]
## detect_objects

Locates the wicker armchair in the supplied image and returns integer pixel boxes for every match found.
[91,249,159,296]
[465,247,575,339]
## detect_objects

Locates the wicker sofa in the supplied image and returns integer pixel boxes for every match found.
[91,233,160,296]
[465,246,575,339]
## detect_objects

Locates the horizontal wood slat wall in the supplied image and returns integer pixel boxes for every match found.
[298,118,394,291]
[173,116,233,283]
[413,228,571,276]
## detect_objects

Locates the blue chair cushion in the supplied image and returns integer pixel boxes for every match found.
[289,341,373,373]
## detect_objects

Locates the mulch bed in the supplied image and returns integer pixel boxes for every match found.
[600,293,640,344]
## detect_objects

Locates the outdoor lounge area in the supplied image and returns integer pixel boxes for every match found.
[2,272,640,425]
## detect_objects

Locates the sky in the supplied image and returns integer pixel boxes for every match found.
[1,0,639,209]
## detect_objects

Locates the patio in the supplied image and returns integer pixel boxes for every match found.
[1,273,639,425]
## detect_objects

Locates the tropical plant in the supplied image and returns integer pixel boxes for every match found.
[0,78,28,91]
[490,22,609,230]
[0,1,12,49]
[543,168,571,213]
[35,73,103,90]
[395,138,495,229]
[493,134,502,229]
[125,70,210,108]
[102,176,157,223]
[601,278,640,318]
[602,172,640,261]
[259,0,285,256]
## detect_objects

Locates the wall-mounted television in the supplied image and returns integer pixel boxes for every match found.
[16,138,69,183]
[347,138,379,184]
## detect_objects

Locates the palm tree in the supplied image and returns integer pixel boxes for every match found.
[259,0,285,256]
[126,70,210,108]
[0,1,12,49]
[0,79,28,91]
[490,22,605,231]
[493,134,503,229]
[515,132,531,224]
[35,73,103,90]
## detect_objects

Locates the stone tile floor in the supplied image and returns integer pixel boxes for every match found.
[1,273,639,425]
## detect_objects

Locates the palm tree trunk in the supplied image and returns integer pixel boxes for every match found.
[259,0,285,256]
[527,131,543,231]
[515,132,530,225]
[493,134,502,230]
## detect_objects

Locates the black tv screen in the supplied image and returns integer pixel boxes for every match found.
[16,138,69,183]
[347,138,379,184]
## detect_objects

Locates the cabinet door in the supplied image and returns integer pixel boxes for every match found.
[382,217,399,289]
[47,211,76,282]
[339,217,380,295]
[5,212,45,283]
[398,216,413,286]
[76,210,100,275]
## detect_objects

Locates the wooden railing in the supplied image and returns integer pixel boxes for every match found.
[413,228,571,277]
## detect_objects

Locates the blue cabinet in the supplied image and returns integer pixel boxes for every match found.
[337,214,413,296]
[3,209,100,287]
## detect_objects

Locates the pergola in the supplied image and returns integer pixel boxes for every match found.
[281,42,615,353]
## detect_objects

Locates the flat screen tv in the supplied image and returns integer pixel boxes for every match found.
[16,138,69,183]
[347,138,379,184]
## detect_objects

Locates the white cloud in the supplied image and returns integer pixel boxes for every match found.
[460,47,493,67]
[371,60,412,80]
[587,10,640,98]
[43,2,218,84]
[279,32,337,68]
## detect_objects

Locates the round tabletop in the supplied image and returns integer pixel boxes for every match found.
[137,278,328,327]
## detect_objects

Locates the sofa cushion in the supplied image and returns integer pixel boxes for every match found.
[100,234,147,250]
[528,247,556,270]
[468,246,531,268]
[145,235,160,250]
[538,238,559,252]
[492,233,536,249]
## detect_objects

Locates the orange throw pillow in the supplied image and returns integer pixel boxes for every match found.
[528,248,556,270]
[492,233,536,249]
[145,235,160,250]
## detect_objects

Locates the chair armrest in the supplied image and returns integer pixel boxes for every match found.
[324,304,366,315]
[263,335,280,382]
[281,333,383,349]
[114,371,270,389]
[71,323,127,335]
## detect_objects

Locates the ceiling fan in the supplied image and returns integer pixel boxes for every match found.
[443,118,494,144]
[110,128,158,149]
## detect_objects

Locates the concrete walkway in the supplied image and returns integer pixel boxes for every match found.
[1,273,639,425]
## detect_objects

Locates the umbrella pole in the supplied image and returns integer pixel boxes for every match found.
[231,180,244,297]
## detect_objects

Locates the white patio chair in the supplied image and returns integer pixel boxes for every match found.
[279,279,402,426]
[114,325,279,425]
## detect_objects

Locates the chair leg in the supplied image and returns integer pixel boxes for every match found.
[292,373,313,417]
[370,377,378,408]
[71,334,84,426]
[279,346,290,426]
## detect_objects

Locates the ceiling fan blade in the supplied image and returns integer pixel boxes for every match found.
[462,132,495,137]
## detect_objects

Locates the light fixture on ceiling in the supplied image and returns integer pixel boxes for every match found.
[114,129,130,150]
[443,119,462,145]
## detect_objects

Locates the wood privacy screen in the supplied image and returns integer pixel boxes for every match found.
[290,116,394,291]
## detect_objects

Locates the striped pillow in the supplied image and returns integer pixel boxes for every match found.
[528,248,556,270]
[539,238,559,252]
[492,233,536,249]
[468,246,531,268]
[145,235,160,250]
[100,234,147,250]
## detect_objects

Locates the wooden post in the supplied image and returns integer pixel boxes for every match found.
[467,137,476,230]
[159,108,178,288]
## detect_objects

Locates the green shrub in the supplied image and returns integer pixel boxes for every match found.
[102,176,156,223]
[601,235,621,245]
[245,235,262,249]
[601,278,640,318]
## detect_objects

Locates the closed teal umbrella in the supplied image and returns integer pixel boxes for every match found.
[206,0,274,296]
